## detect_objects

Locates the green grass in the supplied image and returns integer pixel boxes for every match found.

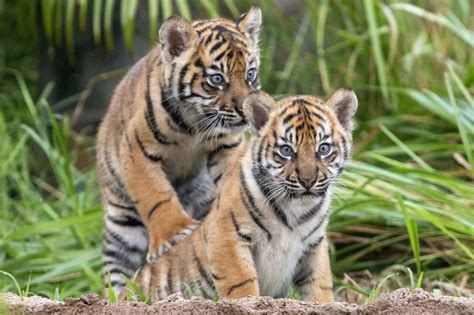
[1,0,473,302]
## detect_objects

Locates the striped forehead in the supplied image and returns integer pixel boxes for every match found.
[194,20,249,48]
[275,96,329,145]
[192,19,251,71]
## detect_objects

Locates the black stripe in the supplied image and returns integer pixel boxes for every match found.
[293,98,312,106]
[210,41,225,55]
[214,49,227,62]
[105,182,133,204]
[227,278,255,296]
[104,229,144,253]
[107,214,144,227]
[194,57,205,70]
[160,92,192,134]
[208,141,241,164]
[296,197,325,225]
[213,173,223,185]
[110,279,126,287]
[145,66,177,145]
[282,113,298,124]
[193,246,214,289]
[294,270,314,287]
[134,130,162,162]
[240,169,264,217]
[231,210,252,242]
[302,213,328,242]
[166,264,174,294]
[211,272,223,281]
[106,267,130,276]
[341,137,349,160]
[107,199,136,212]
[103,150,126,189]
[251,163,292,230]
[147,197,172,219]
[204,33,214,46]
[177,64,189,98]
[240,189,272,241]
[296,235,324,266]
[103,249,138,269]
[183,92,213,100]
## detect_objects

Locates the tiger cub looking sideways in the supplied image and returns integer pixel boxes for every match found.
[134,89,358,303]
[97,7,262,294]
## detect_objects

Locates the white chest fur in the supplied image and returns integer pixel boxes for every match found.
[252,196,330,297]
[253,227,306,297]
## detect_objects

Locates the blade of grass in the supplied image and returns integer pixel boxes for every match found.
[399,194,421,274]
[0,271,23,296]
[161,0,172,20]
[363,0,390,108]
[148,0,158,44]
[223,0,239,18]
[93,0,102,45]
[65,0,75,65]
[445,73,474,175]
[41,0,55,43]
[379,124,433,171]
[176,0,191,20]
[120,0,138,52]
[78,0,88,31]
[391,3,474,47]
[199,0,219,18]
[104,0,115,51]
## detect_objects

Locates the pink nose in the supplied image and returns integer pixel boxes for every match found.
[298,176,316,189]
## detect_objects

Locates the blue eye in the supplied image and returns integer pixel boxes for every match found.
[247,68,257,82]
[208,74,224,87]
[318,143,332,156]
[279,144,293,158]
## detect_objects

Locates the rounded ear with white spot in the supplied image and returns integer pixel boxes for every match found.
[159,16,198,62]
[326,88,358,132]
[237,6,262,43]
[243,91,275,134]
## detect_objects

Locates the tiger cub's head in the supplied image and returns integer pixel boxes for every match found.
[157,7,262,136]
[243,89,358,205]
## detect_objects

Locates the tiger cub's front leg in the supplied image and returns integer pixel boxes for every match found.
[206,207,259,299]
[293,237,334,303]
[121,121,198,262]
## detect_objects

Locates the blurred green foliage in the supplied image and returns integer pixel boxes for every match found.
[0,0,473,301]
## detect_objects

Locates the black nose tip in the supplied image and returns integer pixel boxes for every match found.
[298,176,316,189]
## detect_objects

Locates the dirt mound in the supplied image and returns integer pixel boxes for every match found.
[3,288,473,314]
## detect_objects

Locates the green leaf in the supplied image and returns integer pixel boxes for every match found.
[364,0,390,108]
[104,0,115,51]
[78,0,88,31]
[148,0,159,44]
[65,0,75,65]
[93,0,102,45]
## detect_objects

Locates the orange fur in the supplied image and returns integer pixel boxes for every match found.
[134,89,358,303]
[98,8,263,295]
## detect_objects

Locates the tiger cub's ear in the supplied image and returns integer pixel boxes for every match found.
[243,91,275,134]
[237,6,262,43]
[326,88,358,132]
[159,16,198,61]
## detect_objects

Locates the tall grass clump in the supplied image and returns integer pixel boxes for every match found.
[1,0,473,301]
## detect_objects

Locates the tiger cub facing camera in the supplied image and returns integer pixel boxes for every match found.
[134,89,358,303]
[97,7,263,295]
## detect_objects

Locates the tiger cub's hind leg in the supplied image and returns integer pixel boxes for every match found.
[102,199,148,296]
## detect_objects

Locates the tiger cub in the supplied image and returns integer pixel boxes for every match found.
[97,7,262,294]
[134,89,358,303]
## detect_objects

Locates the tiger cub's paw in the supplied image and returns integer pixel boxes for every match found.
[146,222,200,263]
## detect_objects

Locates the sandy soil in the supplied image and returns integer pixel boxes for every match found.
[2,288,473,314]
